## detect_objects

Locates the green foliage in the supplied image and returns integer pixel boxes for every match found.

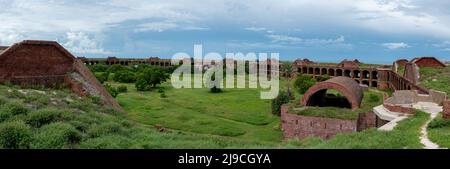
[117,85,128,93]
[86,122,123,138]
[95,72,110,84]
[31,123,81,149]
[294,75,316,94]
[26,108,62,128]
[428,116,450,129]
[135,67,168,91]
[89,64,109,72]
[271,91,290,116]
[107,64,128,73]
[368,93,380,103]
[0,121,32,149]
[113,70,136,83]
[316,75,330,82]
[104,83,118,98]
[0,102,29,121]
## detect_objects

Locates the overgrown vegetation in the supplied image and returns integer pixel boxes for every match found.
[293,75,316,94]
[419,66,450,96]
[271,91,290,116]
[428,113,450,148]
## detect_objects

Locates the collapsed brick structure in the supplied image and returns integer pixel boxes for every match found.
[0,40,122,111]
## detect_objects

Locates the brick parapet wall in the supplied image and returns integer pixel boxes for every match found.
[383,103,414,114]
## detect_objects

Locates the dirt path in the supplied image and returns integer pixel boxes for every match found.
[413,102,442,149]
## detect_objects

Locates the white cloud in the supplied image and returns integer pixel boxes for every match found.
[245,27,267,32]
[135,22,209,32]
[382,42,411,49]
[61,31,110,54]
[267,34,346,45]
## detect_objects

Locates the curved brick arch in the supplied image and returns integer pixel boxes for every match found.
[301,76,363,109]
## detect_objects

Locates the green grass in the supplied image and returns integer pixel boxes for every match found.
[428,113,450,148]
[114,79,284,142]
[419,66,450,96]
[288,90,383,120]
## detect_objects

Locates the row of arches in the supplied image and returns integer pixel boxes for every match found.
[298,66,379,87]
[83,60,173,67]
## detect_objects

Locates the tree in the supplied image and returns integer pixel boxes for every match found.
[135,67,168,91]
[281,62,294,99]
[89,64,109,73]
[112,70,136,83]
[293,75,316,94]
[95,72,110,84]
[271,91,290,116]
[104,83,118,98]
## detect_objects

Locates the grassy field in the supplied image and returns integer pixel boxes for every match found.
[419,66,450,96]
[113,77,289,143]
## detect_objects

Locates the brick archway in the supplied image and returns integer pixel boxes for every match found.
[301,76,363,109]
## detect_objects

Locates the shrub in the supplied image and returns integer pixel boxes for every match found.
[104,83,118,98]
[89,64,109,72]
[79,135,132,149]
[0,96,7,105]
[135,67,168,91]
[428,117,450,129]
[31,123,81,149]
[1,101,29,116]
[26,109,62,128]
[368,93,380,103]
[90,96,102,105]
[160,92,167,98]
[210,86,222,93]
[0,121,32,149]
[107,64,128,73]
[113,70,136,83]
[117,85,128,93]
[294,75,316,94]
[86,122,123,138]
[95,72,110,84]
[271,91,290,116]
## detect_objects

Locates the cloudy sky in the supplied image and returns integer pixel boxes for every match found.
[1,0,450,63]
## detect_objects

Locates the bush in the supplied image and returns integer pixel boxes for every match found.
[0,121,32,149]
[89,64,109,72]
[107,64,128,73]
[210,86,222,93]
[86,122,123,138]
[428,117,450,129]
[294,75,316,94]
[31,123,81,149]
[104,83,118,98]
[135,67,168,91]
[368,93,380,103]
[160,92,167,98]
[113,70,136,83]
[0,102,30,121]
[117,85,128,93]
[271,91,290,116]
[95,72,110,84]
[26,109,62,128]
[316,75,330,82]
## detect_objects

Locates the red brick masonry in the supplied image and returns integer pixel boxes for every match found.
[443,100,450,119]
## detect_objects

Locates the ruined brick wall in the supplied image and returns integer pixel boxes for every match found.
[413,57,446,68]
[281,106,358,140]
[443,100,450,119]
[0,40,122,111]
[357,111,377,131]
[0,42,74,86]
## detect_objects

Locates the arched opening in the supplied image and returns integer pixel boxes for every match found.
[354,70,361,78]
[371,81,378,88]
[407,85,411,90]
[362,70,370,79]
[329,69,335,76]
[336,69,343,76]
[362,80,369,86]
[315,68,320,75]
[321,68,327,75]
[308,67,314,74]
[371,71,378,80]
[302,67,307,74]
[355,79,360,84]
[344,69,351,77]
[305,89,352,109]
